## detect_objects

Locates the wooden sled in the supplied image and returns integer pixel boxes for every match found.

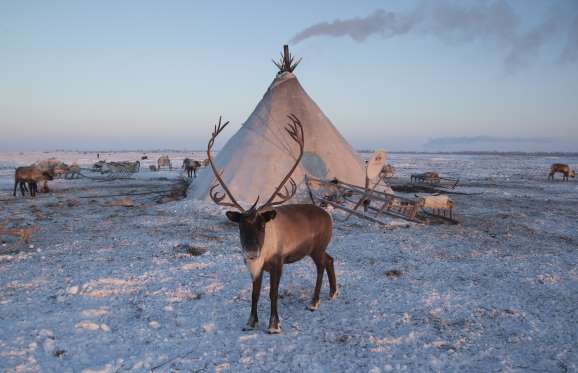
[305,176,424,225]
[410,172,459,190]
[305,176,460,226]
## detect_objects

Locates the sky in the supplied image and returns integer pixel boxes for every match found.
[1,0,577,152]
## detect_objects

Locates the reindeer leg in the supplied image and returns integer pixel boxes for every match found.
[268,264,282,334]
[19,182,26,196]
[308,254,325,311]
[13,179,18,197]
[325,253,338,299]
[243,272,262,331]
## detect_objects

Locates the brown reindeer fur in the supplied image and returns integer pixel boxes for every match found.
[13,166,53,197]
[182,158,202,178]
[549,163,575,181]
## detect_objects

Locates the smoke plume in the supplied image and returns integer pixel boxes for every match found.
[290,1,578,72]
[560,14,578,63]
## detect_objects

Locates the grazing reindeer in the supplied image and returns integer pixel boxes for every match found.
[182,158,202,178]
[13,166,53,197]
[548,163,575,181]
[158,155,172,170]
[33,159,62,192]
[207,115,337,334]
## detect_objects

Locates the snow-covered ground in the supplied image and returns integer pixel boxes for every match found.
[0,151,577,372]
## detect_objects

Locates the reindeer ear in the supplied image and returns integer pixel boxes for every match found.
[226,211,242,223]
[261,210,277,222]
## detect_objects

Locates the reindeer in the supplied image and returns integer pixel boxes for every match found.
[158,155,172,170]
[207,115,337,334]
[182,158,202,178]
[33,159,63,192]
[548,163,575,181]
[13,166,53,197]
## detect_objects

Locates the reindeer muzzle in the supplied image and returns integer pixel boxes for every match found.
[244,253,260,261]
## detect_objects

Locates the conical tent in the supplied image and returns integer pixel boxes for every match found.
[190,69,365,205]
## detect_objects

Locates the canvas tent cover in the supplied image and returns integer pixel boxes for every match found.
[190,72,365,205]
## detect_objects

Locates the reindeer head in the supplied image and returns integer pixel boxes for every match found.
[225,204,277,260]
[207,115,304,259]
[43,171,54,181]
[571,169,576,178]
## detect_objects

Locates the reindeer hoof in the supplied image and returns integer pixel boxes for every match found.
[242,323,258,331]
[307,300,320,311]
[267,325,282,334]
[242,318,259,331]
[329,288,339,300]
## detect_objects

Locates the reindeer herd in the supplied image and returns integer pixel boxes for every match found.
[13,159,79,197]
[12,155,210,198]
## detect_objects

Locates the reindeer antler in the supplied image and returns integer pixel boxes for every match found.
[207,116,245,211]
[259,113,304,209]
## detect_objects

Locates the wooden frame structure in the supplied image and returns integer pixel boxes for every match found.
[410,172,459,190]
[273,45,302,73]
[305,176,425,224]
[305,176,460,226]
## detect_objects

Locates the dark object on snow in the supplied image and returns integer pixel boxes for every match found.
[385,269,403,278]
[175,244,207,256]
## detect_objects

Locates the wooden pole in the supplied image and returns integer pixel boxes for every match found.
[283,45,290,69]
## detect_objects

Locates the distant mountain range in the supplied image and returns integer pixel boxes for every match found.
[423,136,576,152]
